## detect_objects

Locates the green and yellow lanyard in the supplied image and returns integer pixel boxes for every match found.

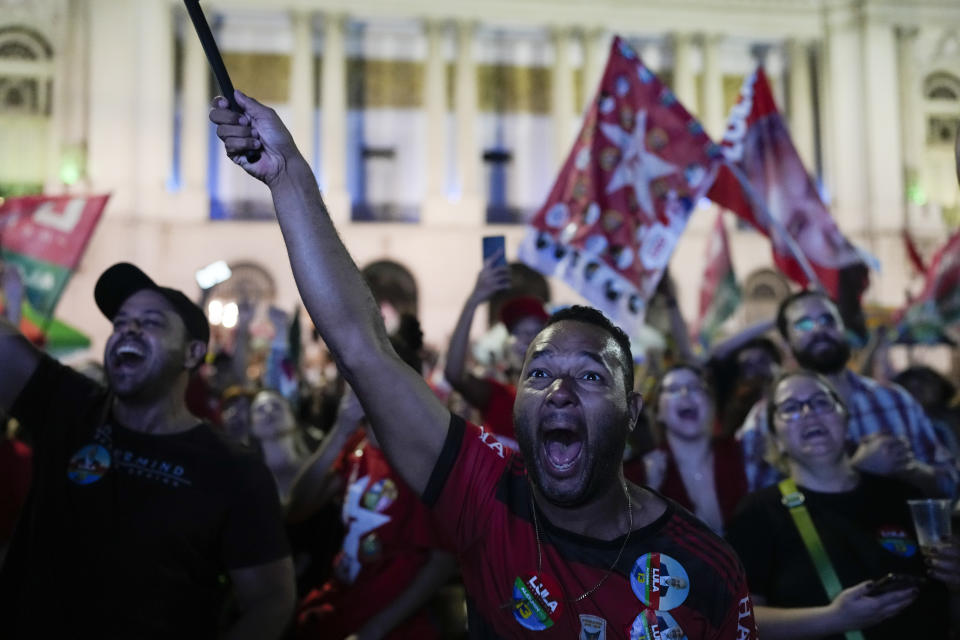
[778,478,866,640]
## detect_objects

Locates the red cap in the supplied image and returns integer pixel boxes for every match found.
[499,296,549,332]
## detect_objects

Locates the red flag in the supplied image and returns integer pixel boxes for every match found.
[519,37,721,334]
[0,194,109,318]
[902,228,927,275]
[707,68,866,298]
[896,230,960,343]
[692,212,741,345]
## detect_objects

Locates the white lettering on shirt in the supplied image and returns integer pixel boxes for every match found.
[527,576,559,613]
[477,426,506,459]
[737,596,754,639]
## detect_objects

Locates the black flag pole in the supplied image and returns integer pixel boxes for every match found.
[183,0,260,162]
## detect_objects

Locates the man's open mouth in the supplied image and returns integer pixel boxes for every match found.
[542,428,584,474]
[676,406,700,421]
[113,342,147,368]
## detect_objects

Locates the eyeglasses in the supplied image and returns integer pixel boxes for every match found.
[662,382,708,396]
[792,314,837,332]
[774,392,839,422]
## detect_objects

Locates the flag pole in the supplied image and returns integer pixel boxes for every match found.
[724,161,826,293]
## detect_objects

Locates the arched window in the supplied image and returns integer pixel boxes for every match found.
[362,259,419,317]
[742,268,791,325]
[204,262,277,330]
[0,26,53,116]
[924,71,960,101]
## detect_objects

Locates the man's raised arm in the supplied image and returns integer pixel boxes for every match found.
[209,91,449,495]
[0,262,41,412]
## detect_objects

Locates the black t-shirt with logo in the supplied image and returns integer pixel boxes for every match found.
[0,356,290,638]
[725,473,949,639]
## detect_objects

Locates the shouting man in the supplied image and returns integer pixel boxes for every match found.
[210,91,757,639]
[0,263,295,638]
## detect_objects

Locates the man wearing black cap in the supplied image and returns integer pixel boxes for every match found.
[0,262,295,638]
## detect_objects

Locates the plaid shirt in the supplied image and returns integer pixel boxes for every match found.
[736,370,959,497]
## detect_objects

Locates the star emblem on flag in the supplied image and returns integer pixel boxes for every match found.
[601,111,678,219]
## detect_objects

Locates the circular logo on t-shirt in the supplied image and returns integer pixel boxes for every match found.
[629,609,686,640]
[512,573,564,631]
[876,525,918,558]
[630,553,690,610]
[67,444,111,485]
[362,478,398,512]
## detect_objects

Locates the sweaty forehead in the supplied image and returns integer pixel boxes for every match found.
[529,321,622,365]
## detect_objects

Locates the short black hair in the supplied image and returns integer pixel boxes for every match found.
[893,365,956,406]
[764,369,847,433]
[543,305,634,393]
[390,314,424,374]
[775,289,838,339]
[735,337,783,366]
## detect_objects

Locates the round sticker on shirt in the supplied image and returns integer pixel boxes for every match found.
[512,573,564,631]
[877,525,918,558]
[629,609,686,640]
[362,478,398,512]
[67,444,111,485]
[630,552,690,610]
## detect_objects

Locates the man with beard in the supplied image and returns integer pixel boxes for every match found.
[0,263,295,638]
[736,290,958,497]
[209,91,758,638]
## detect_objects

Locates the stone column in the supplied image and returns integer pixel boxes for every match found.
[581,28,608,111]
[700,33,724,139]
[289,10,315,171]
[48,0,90,191]
[321,13,350,223]
[134,0,174,218]
[787,39,816,171]
[861,21,904,233]
[453,20,483,225]
[421,19,449,225]
[823,3,868,235]
[180,7,210,215]
[551,26,575,168]
[896,27,926,231]
[672,33,698,113]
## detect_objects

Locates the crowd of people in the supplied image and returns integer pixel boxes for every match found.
[0,89,958,639]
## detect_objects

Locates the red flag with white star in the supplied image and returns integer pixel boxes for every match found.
[518,37,722,335]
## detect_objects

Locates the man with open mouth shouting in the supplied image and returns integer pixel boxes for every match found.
[209,90,758,639]
[0,262,295,638]
[736,290,958,499]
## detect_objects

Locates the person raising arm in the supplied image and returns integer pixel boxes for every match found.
[211,92,449,495]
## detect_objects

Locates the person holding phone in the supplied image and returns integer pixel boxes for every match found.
[726,370,960,639]
[444,246,548,449]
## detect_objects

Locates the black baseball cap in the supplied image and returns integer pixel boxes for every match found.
[95,263,210,345]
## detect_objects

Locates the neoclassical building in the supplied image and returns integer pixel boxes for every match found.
[2,0,959,356]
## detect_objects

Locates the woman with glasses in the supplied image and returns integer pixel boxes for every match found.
[629,364,747,533]
[726,370,959,638]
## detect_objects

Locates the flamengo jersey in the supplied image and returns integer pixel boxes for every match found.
[423,416,758,640]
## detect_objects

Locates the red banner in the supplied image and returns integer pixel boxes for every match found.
[692,212,741,345]
[707,68,865,298]
[519,37,721,334]
[0,194,109,318]
[896,230,960,343]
